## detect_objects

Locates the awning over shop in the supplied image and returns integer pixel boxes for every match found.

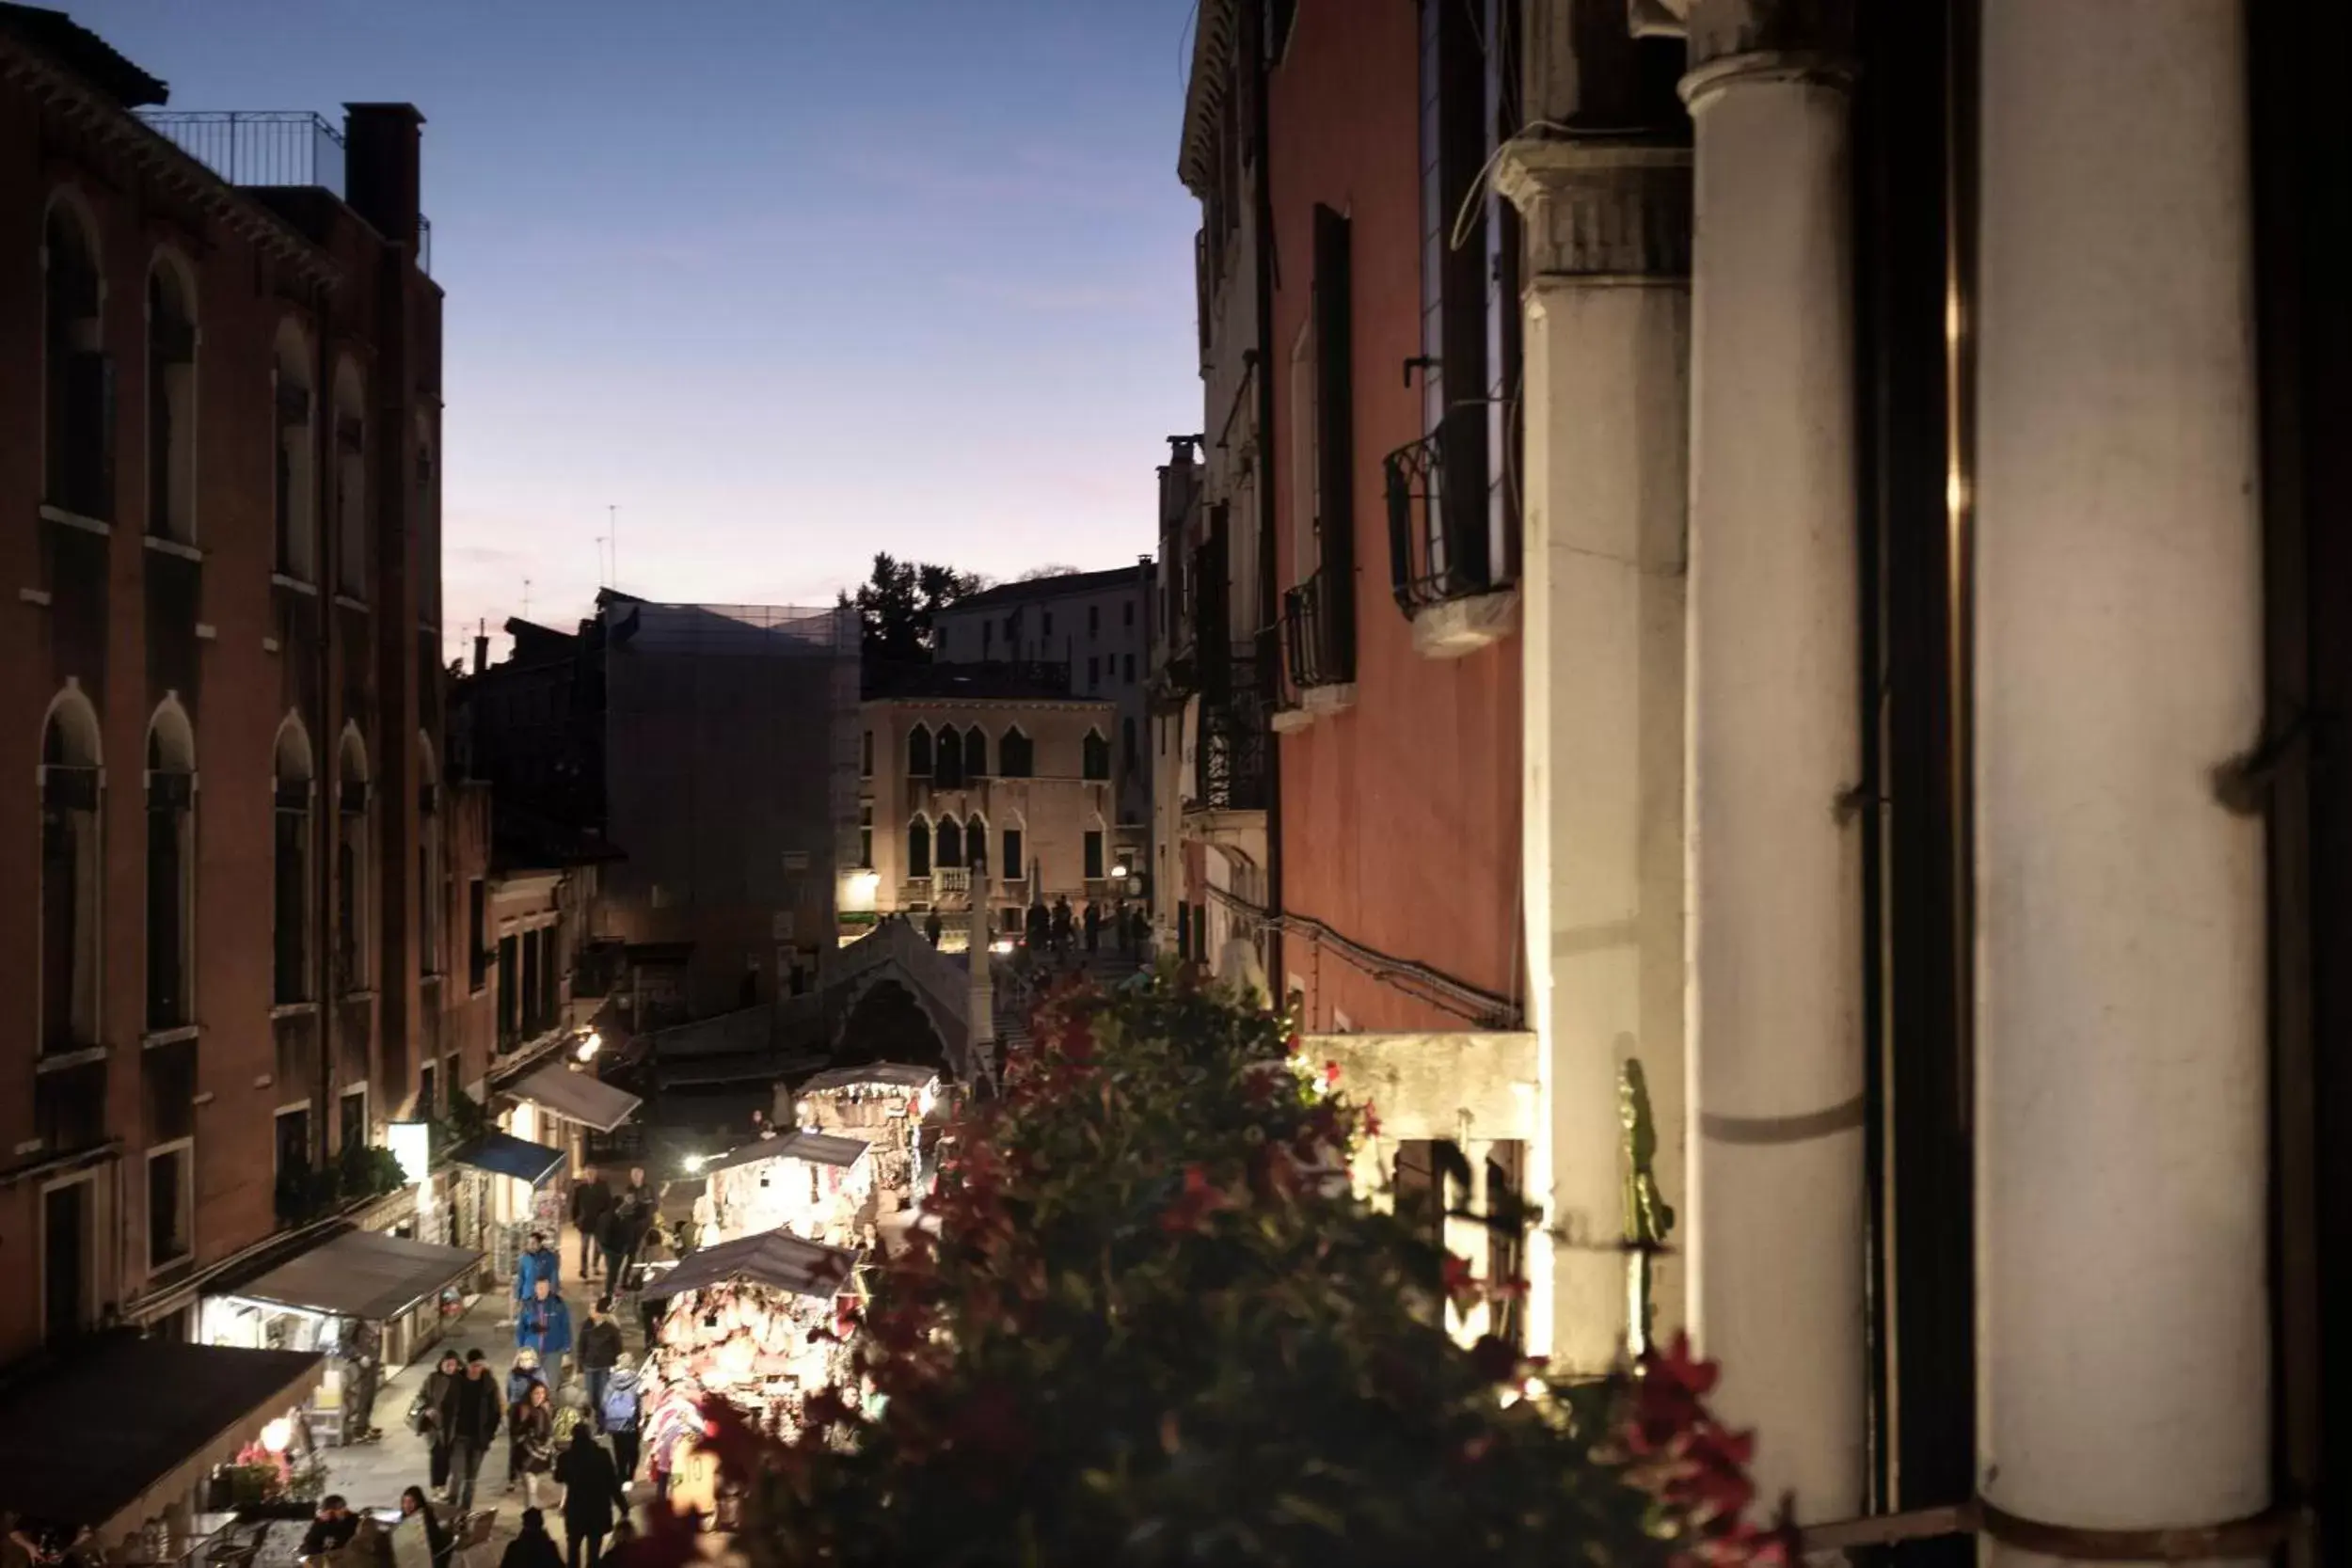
[450,1130,567,1185]
[224,1228,483,1323]
[702,1130,870,1176]
[642,1227,859,1302]
[798,1062,941,1095]
[512,1062,643,1132]
[0,1336,320,1536]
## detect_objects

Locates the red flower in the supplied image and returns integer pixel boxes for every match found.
[1158,1163,1233,1234]
[1360,1100,1382,1139]
[1441,1252,1482,1310]
[1322,1060,1343,1089]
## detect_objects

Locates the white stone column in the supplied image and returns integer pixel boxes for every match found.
[1497,139,1692,1376]
[1974,3,2269,1556]
[1678,1,1866,1521]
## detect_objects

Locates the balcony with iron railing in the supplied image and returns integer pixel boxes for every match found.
[1193,650,1273,816]
[136,110,434,277]
[1382,405,1518,657]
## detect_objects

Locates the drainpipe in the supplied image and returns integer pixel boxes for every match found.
[1250,0,1283,995]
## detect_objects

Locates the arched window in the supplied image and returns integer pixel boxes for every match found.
[335,725,370,994]
[965,815,988,875]
[907,723,932,778]
[934,726,963,788]
[147,254,198,544]
[146,700,197,1033]
[274,321,316,581]
[935,816,963,869]
[332,359,367,599]
[44,194,110,521]
[964,726,988,778]
[906,816,931,879]
[1083,728,1111,781]
[274,718,314,1004]
[999,726,1034,778]
[40,688,103,1053]
[420,732,442,978]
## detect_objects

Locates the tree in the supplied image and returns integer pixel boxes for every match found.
[847,553,984,663]
[639,976,1789,1568]
[1016,563,1082,581]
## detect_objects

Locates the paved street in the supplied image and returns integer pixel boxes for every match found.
[320,1225,651,1557]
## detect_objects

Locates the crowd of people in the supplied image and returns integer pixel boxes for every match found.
[914,894,1150,958]
[296,1168,667,1568]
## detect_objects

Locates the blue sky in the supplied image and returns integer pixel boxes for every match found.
[72,0,1202,656]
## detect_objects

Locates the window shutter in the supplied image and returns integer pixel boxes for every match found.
[1311,204,1356,679]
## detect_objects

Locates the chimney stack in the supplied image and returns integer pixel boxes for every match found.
[342,102,425,254]
[473,626,488,674]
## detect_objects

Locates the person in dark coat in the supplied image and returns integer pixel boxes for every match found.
[444,1350,505,1512]
[923,910,943,947]
[413,1351,463,1492]
[1083,901,1101,952]
[568,1169,613,1283]
[552,1428,628,1568]
[1025,898,1049,952]
[504,1349,548,1490]
[576,1297,624,1419]
[1051,895,1073,952]
[497,1511,562,1568]
[299,1497,359,1560]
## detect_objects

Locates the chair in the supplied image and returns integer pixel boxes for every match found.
[452,1512,497,1568]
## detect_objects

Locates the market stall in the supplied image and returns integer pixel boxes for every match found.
[199,1229,483,1446]
[700,1131,875,1247]
[638,1228,862,1517]
[783,1063,943,1209]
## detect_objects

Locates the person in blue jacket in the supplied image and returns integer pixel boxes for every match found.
[515,1276,574,1367]
[513,1230,560,1306]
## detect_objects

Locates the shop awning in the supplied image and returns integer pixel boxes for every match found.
[225,1228,483,1323]
[798,1062,941,1095]
[641,1227,859,1302]
[511,1062,643,1132]
[0,1336,320,1536]
[703,1130,870,1176]
[449,1130,567,1186]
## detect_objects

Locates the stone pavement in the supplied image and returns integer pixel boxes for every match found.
[320,1223,652,1556]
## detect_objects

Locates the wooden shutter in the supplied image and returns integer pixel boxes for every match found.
[1311,203,1355,679]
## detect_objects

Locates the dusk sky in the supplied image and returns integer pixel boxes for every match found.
[76,0,1202,659]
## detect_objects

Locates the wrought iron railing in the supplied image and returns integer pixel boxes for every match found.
[1384,405,1506,613]
[138,111,347,194]
[1282,566,1354,690]
[1196,651,1272,813]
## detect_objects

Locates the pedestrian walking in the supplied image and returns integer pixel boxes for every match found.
[924,910,943,947]
[444,1350,503,1513]
[515,1278,574,1369]
[568,1170,613,1283]
[511,1382,558,1507]
[614,1168,653,1284]
[410,1351,462,1493]
[1084,901,1101,952]
[514,1231,561,1308]
[576,1297,623,1419]
[553,1428,628,1568]
[497,1512,561,1568]
[599,1353,644,1481]
[1051,895,1073,952]
[503,1349,547,1491]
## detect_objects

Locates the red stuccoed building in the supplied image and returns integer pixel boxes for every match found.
[0,6,458,1526]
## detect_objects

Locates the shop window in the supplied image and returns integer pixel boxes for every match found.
[964,726,987,778]
[335,726,370,996]
[40,690,103,1053]
[148,1140,194,1269]
[1002,826,1024,881]
[44,197,110,522]
[332,360,367,599]
[1084,830,1105,881]
[147,257,198,543]
[1083,729,1111,781]
[935,816,963,869]
[274,719,314,1005]
[906,817,931,879]
[907,724,932,778]
[274,320,315,581]
[999,726,1034,778]
[146,703,197,1033]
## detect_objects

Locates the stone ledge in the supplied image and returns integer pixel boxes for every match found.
[1411,588,1519,659]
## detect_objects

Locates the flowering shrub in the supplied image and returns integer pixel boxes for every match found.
[644,974,1788,1567]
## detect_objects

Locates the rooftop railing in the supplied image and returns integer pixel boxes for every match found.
[138,110,346,195]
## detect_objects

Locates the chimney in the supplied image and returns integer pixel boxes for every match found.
[342,103,425,254]
[473,627,489,674]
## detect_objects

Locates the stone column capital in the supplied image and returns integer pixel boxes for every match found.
[1495,137,1693,279]
[1672,0,1855,109]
